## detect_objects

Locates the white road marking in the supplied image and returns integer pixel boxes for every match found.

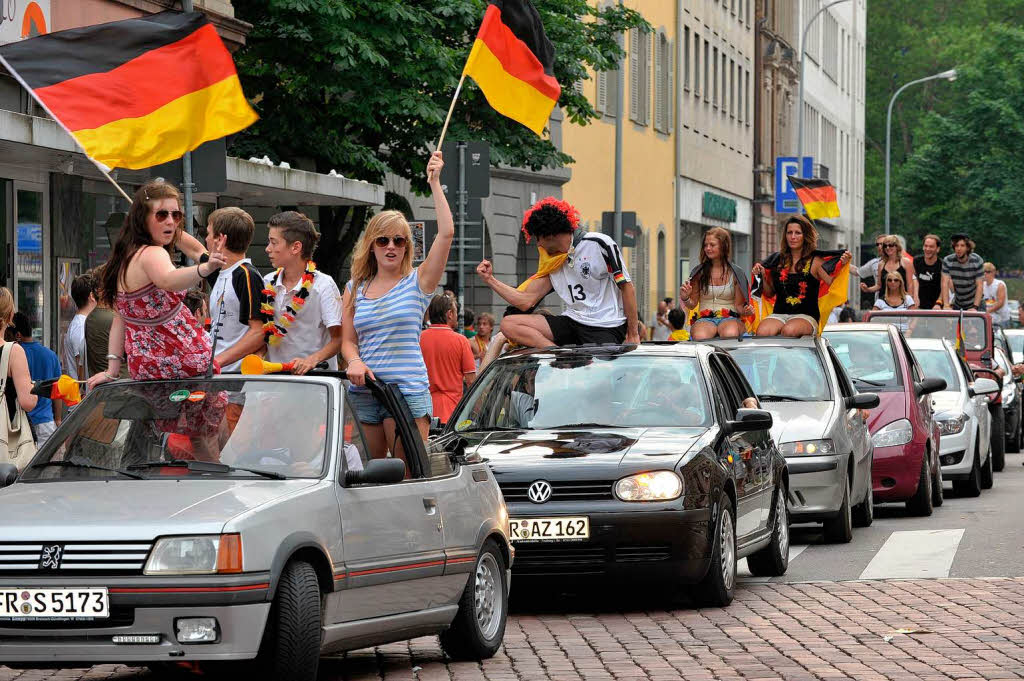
[738,544,808,582]
[858,529,965,580]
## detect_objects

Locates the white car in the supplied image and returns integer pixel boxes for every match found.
[1005,328,1024,364]
[907,338,1000,497]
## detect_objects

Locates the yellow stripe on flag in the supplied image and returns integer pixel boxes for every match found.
[464,39,558,136]
[71,74,257,170]
[803,200,840,220]
[817,263,849,334]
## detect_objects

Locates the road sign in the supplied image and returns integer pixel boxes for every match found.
[775,156,814,213]
[601,211,637,248]
[440,141,490,199]
[422,220,484,263]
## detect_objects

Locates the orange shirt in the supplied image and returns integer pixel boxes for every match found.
[420,324,476,423]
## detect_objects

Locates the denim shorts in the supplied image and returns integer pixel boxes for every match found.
[349,389,432,424]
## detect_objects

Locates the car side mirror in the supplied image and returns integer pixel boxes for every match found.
[724,408,773,434]
[846,392,880,409]
[915,377,947,396]
[973,367,1004,387]
[969,377,1000,397]
[428,416,444,436]
[345,457,405,486]
[0,463,17,488]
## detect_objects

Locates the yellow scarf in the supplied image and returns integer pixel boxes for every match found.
[517,246,569,291]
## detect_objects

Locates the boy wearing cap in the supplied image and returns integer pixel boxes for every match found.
[942,234,984,310]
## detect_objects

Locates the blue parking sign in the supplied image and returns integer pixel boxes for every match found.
[775,157,814,214]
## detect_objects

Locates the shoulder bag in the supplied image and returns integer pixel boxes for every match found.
[0,342,37,470]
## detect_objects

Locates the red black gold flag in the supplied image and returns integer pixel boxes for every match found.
[463,0,561,136]
[0,11,257,171]
[787,176,840,220]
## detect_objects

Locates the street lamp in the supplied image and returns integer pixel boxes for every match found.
[796,0,851,162]
[884,68,958,234]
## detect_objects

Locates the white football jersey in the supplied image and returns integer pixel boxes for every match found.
[549,233,631,328]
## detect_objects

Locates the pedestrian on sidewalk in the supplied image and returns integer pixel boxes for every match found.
[84,269,127,380]
[667,308,689,341]
[62,272,96,380]
[13,312,61,446]
[421,294,476,424]
[650,298,672,341]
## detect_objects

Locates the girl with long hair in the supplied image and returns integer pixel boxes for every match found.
[862,234,917,305]
[679,227,753,340]
[341,151,452,459]
[752,215,851,337]
[87,180,225,388]
[0,287,38,419]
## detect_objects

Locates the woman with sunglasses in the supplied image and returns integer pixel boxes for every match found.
[873,272,917,330]
[88,180,225,389]
[341,151,453,460]
[862,235,918,306]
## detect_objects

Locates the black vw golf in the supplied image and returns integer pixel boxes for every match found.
[433,343,789,606]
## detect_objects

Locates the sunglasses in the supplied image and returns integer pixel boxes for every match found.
[884,244,897,249]
[153,209,184,222]
[374,236,408,248]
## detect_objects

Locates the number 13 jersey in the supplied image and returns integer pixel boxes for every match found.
[549,233,631,328]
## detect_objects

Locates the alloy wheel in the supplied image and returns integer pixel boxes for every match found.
[721,508,736,592]
[474,552,502,640]
[776,489,789,558]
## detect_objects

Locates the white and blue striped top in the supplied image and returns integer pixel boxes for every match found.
[348,270,433,397]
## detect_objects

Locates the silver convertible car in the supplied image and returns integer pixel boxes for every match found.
[0,375,510,681]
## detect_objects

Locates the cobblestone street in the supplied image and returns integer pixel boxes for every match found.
[6,577,1024,681]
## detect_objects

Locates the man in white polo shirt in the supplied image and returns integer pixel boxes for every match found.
[203,207,266,372]
[263,211,343,372]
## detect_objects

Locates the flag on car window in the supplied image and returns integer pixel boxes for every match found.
[462,0,561,136]
[787,176,840,220]
[0,11,257,171]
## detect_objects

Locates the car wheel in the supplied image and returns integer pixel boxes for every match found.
[953,437,983,498]
[1006,406,1021,453]
[254,560,322,681]
[852,469,874,528]
[440,540,508,660]
[931,450,944,507]
[990,406,1005,472]
[746,483,789,577]
[906,454,934,516]
[696,491,736,607]
[981,442,994,489]
[822,476,853,544]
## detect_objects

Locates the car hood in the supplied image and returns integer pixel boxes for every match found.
[464,427,708,477]
[866,391,908,432]
[0,479,319,541]
[930,390,965,416]
[762,401,835,445]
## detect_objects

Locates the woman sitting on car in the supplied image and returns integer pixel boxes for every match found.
[678,227,754,340]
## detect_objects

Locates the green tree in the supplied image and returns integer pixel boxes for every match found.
[228,0,645,280]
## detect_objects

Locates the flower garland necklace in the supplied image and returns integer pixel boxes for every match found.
[262,261,316,346]
[778,258,812,307]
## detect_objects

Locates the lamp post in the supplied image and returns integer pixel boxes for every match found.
[796,0,851,163]
[884,68,958,234]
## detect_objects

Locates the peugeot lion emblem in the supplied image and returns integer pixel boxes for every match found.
[527,480,552,504]
[40,544,63,570]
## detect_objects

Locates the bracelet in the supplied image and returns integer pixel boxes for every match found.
[106,353,123,361]
[347,358,364,366]
[196,263,206,279]
[105,372,117,381]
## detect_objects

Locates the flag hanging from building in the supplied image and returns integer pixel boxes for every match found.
[0,11,258,171]
[463,0,561,136]
[787,176,840,220]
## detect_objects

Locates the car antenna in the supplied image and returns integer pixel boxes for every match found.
[206,292,226,378]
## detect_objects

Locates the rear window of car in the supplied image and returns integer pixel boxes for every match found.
[824,330,903,390]
[872,313,987,351]
[726,346,832,402]
[912,348,960,392]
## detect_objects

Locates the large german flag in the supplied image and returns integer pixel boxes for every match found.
[0,11,257,171]
[787,176,840,220]
[463,0,561,136]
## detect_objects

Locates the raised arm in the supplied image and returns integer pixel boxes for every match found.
[476,260,552,311]
[175,229,208,262]
[813,252,852,287]
[417,151,454,294]
[139,245,223,293]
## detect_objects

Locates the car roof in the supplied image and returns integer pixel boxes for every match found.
[499,342,714,360]
[823,322,893,333]
[708,335,821,349]
[905,337,954,351]
[1004,328,1024,336]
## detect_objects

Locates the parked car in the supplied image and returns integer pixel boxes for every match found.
[0,376,511,680]
[993,345,1024,453]
[436,343,789,607]
[906,338,1000,496]
[823,323,945,515]
[713,337,879,543]
[1006,299,1020,327]
[865,309,1007,471]
[1004,328,1024,364]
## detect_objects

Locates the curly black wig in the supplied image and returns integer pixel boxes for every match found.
[521,197,580,243]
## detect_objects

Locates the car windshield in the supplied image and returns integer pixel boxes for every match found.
[912,349,960,392]
[1006,333,1024,356]
[19,380,330,481]
[452,354,711,430]
[727,346,831,401]
[824,331,902,389]
[874,313,987,351]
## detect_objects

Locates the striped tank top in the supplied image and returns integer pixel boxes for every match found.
[348,270,433,397]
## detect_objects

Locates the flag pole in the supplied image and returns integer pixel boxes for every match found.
[436,72,467,150]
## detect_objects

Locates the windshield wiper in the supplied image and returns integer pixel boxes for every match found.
[757,394,805,402]
[549,422,620,429]
[852,377,885,387]
[27,459,146,480]
[128,460,286,480]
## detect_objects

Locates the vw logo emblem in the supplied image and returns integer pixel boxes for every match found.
[527,480,552,504]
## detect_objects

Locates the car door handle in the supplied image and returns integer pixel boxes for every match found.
[423,497,438,515]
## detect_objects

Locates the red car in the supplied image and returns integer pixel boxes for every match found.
[824,323,945,515]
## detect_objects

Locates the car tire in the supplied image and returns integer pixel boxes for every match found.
[746,483,789,577]
[981,442,994,490]
[852,470,874,528]
[439,540,508,660]
[254,560,322,681]
[931,450,944,507]
[1006,406,1020,453]
[822,476,853,544]
[953,437,983,498]
[990,406,1005,472]
[696,491,736,607]
[906,454,934,517]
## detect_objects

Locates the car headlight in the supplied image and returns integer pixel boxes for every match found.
[144,534,243,575]
[779,439,835,456]
[614,471,683,502]
[936,414,968,435]
[872,419,913,448]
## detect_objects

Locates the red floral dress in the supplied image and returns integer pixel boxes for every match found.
[116,284,213,379]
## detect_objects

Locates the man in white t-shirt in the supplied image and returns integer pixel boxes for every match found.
[650,298,672,341]
[475,197,640,347]
[263,211,343,372]
[62,273,96,380]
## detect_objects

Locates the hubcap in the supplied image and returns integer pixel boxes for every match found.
[720,508,736,591]
[776,490,789,557]
[474,553,502,640]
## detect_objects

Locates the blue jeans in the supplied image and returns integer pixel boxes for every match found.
[349,389,432,424]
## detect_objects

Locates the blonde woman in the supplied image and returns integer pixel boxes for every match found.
[341,151,453,458]
[873,273,916,331]
[863,235,917,305]
[0,288,38,421]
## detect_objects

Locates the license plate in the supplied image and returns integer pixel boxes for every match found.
[509,516,589,542]
[0,588,109,619]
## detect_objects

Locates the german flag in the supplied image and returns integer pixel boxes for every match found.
[0,11,257,171]
[463,0,561,136]
[787,176,840,220]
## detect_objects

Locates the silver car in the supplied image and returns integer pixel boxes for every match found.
[0,376,511,680]
[713,337,878,543]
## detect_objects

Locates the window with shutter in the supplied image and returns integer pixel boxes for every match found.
[629,28,640,123]
[644,29,652,126]
[654,32,664,132]
[712,47,718,108]
[693,33,701,97]
[596,69,607,114]
[666,37,674,132]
